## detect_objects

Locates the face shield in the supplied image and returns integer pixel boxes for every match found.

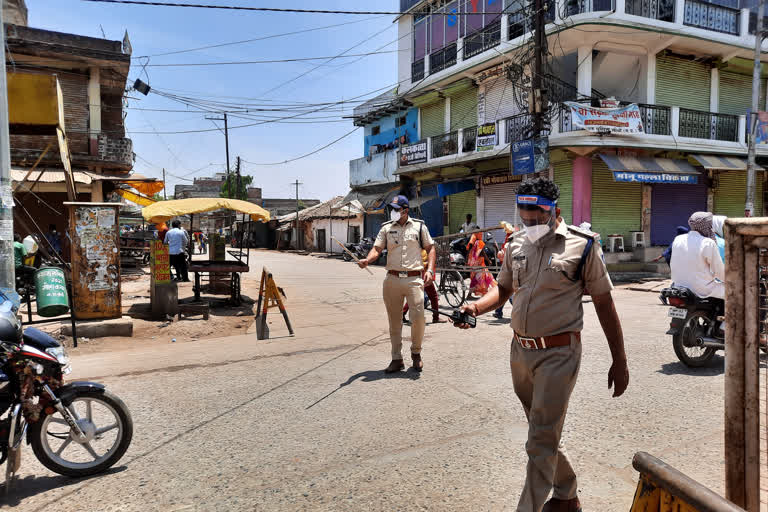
[517,195,557,243]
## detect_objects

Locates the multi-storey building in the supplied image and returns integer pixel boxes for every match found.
[350,0,768,260]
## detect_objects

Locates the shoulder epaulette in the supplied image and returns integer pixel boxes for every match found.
[381,220,394,226]
[567,224,599,240]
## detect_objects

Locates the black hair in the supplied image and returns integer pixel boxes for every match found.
[517,177,560,202]
[466,214,472,220]
[13,233,21,243]
[171,220,181,228]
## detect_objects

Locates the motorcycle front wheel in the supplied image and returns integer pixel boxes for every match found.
[30,389,133,477]
[673,311,717,367]
[342,251,352,262]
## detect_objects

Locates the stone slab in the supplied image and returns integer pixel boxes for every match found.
[61,316,133,338]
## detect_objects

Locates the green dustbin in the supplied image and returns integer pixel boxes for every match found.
[35,267,70,317]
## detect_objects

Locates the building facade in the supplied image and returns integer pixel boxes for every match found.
[350,0,768,258]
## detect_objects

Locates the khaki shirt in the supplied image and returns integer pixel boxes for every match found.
[374,217,434,271]
[497,220,613,337]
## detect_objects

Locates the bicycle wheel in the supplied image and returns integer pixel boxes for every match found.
[441,271,466,308]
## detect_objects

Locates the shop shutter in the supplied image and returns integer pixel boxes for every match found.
[483,75,522,124]
[448,189,477,234]
[420,100,445,138]
[365,213,385,239]
[483,182,520,242]
[553,160,573,225]
[650,182,708,245]
[714,171,764,218]
[655,55,711,111]
[718,71,766,116]
[590,161,642,246]
[450,87,478,130]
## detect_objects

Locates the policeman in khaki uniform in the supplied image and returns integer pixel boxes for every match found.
[359,195,436,373]
[454,178,629,512]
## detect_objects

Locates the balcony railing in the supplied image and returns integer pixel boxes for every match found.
[506,113,534,143]
[412,59,425,82]
[684,0,739,34]
[429,43,457,75]
[508,0,554,40]
[431,131,459,158]
[566,0,614,16]
[462,126,478,153]
[463,19,501,60]
[679,108,738,141]
[625,0,674,21]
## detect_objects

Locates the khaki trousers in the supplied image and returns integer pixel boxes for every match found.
[510,336,582,512]
[382,274,425,360]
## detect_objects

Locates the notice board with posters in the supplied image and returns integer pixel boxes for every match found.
[65,202,121,320]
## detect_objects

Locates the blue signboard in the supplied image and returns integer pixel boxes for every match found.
[613,171,699,184]
[512,139,534,175]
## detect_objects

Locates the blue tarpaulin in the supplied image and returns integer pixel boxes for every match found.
[437,179,474,197]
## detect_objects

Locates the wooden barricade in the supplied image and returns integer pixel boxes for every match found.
[255,267,294,340]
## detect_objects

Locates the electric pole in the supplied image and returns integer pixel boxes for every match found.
[0,5,16,307]
[206,112,231,198]
[162,168,167,200]
[293,179,302,250]
[235,156,242,201]
[747,0,764,217]
[531,0,546,139]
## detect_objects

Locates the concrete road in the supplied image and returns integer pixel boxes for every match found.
[3,251,726,511]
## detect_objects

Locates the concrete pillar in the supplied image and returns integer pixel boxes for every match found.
[88,67,101,156]
[671,106,680,137]
[646,51,657,104]
[740,8,750,39]
[577,46,593,98]
[445,97,451,133]
[615,0,626,16]
[674,0,685,25]
[710,67,719,113]
[500,12,509,40]
[707,170,715,212]
[642,184,652,245]
[572,156,592,225]
[739,115,747,144]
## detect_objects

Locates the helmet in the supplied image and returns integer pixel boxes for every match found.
[0,311,21,343]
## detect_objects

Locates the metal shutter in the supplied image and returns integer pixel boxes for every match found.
[714,171,764,217]
[591,161,642,245]
[553,160,573,225]
[718,71,766,116]
[450,87,478,130]
[650,182,708,245]
[420,100,445,138]
[448,190,477,234]
[655,55,711,111]
[484,76,521,124]
[483,182,520,242]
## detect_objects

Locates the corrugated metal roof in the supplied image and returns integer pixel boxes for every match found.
[11,167,92,184]
[598,155,699,174]
[690,154,764,171]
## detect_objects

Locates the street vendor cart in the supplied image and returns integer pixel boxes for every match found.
[141,198,270,305]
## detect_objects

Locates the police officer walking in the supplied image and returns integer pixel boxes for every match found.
[454,178,629,512]
[359,195,436,373]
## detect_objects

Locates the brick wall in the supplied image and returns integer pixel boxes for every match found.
[97,134,132,166]
[101,92,124,138]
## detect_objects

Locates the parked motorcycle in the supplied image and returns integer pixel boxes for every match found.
[342,238,387,265]
[659,286,724,367]
[0,306,133,485]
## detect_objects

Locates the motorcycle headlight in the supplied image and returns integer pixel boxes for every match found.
[46,346,70,367]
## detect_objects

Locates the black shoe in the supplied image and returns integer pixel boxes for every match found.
[411,353,423,372]
[385,360,405,373]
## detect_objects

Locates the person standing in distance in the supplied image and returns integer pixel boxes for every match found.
[454,178,629,512]
[166,220,190,282]
[460,213,479,233]
[359,195,436,373]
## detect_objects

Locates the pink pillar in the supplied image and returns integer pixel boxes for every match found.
[572,156,592,226]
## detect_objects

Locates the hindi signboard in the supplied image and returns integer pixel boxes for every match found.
[613,171,698,184]
[476,122,497,151]
[565,102,644,134]
[152,240,171,284]
[399,139,428,166]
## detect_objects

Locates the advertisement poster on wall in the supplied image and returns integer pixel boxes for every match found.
[565,101,644,134]
[476,123,497,151]
[400,139,428,166]
[754,111,768,145]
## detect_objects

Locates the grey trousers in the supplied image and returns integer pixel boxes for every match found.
[510,336,582,512]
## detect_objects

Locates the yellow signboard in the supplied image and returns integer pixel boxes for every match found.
[7,72,59,131]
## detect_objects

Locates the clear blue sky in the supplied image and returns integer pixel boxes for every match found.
[27,0,399,201]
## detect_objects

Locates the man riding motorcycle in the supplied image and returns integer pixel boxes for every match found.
[670,212,724,301]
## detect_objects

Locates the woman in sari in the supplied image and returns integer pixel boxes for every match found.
[466,233,496,298]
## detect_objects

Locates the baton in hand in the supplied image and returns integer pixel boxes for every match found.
[331,236,374,275]
[425,307,476,328]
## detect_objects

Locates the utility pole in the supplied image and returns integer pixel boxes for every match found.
[162,168,167,200]
[235,156,242,201]
[0,6,16,307]
[293,179,302,250]
[531,0,546,139]
[205,112,231,198]
[747,0,764,217]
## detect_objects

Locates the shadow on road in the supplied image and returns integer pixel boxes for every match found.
[0,465,127,507]
[306,368,421,410]
[657,357,725,377]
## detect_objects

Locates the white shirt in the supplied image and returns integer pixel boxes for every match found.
[460,222,479,233]
[165,228,189,255]
[670,231,725,299]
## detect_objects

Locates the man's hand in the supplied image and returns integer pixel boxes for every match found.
[424,269,434,287]
[608,358,629,397]
[453,303,478,329]
[358,259,369,269]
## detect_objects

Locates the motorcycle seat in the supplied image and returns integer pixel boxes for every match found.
[22,327,61,350]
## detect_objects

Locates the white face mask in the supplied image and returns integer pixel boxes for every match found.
[390,209,402,223]
[524,215,554,243]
